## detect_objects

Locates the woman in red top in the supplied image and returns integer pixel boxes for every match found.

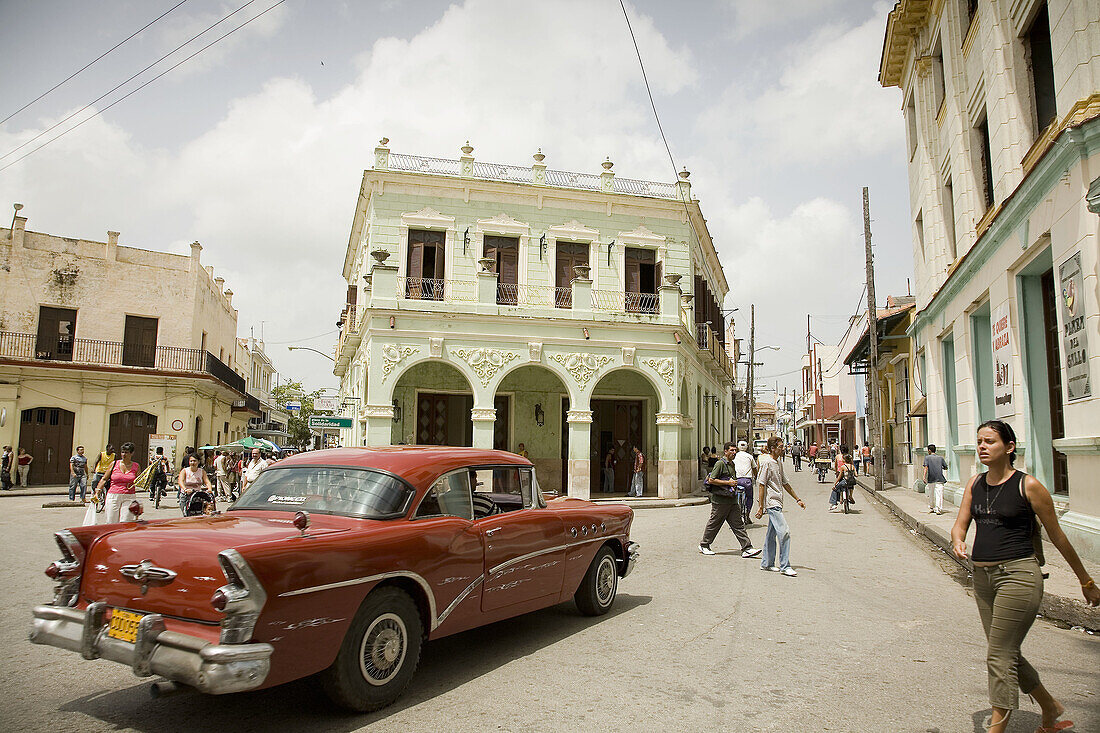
[96,441,141,523]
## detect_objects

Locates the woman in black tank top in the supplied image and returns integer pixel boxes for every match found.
[950,421,1098,733]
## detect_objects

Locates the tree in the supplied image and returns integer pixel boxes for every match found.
[271,380,325,450]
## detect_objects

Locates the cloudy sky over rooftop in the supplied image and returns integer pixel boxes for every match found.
[0,0,911,397]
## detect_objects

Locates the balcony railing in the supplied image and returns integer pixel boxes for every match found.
[0,331,248,394]
[396,277,478,302]
[625,291,659,314]
[386,152,680,199]
[695,324,736,381]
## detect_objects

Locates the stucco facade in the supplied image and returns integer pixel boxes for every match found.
[0,213,256,483]
[334,142,736,499]
[880,0,1100,558]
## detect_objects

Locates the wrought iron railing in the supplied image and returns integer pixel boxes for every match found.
[385,153,680,200]
[401,277,446,301]
[625,291,659,314]
[591,289,625,311]
[0,331,248,394]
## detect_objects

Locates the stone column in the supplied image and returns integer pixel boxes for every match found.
[658,283,680,321]
[363,405,393,447]
[566,409,593,499]
[571,267,593,315]
[374,137,390,170]
[369,260,398,308]
[656,413,683,499]
[471,407,496,449]
[477,263,497,305]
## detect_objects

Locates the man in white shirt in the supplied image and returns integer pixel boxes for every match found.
[754,436,806,576]
[213,450,229,499]
[732,440,758,523]
[241,448,268,492]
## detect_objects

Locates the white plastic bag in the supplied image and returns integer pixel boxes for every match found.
[82,501,98,526]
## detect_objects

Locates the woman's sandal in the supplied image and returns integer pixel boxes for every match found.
[1035,722,1073,732]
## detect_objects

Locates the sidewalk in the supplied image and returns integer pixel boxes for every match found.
[1,484,71,498]
[856,476,1100,630]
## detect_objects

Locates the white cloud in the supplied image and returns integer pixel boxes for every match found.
[699,8,901,167]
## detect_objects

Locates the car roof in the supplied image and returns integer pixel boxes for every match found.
[268,446,532,489]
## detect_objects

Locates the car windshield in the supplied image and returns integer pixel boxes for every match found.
[231,467,412,518]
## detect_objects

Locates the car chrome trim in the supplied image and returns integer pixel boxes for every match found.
[487,537,608,577]
[216,550,268,644]
[119,560,178,593]
[277,571,439,629]
[30,604,273,694]
[620,541,640,578]
[435,574,484,626]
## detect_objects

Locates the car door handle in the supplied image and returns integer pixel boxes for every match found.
[485,527,502,536]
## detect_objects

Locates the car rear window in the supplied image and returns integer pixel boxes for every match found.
[231,467,412,518]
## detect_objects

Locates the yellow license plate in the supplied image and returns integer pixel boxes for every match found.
[106,608,144,643]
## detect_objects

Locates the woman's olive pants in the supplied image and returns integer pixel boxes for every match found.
[972,556,1043,709]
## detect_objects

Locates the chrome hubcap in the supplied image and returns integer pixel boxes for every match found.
[359,613,407,686]
[595,556,616,605]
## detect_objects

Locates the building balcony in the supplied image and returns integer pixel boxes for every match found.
[695,323,736,382]
[335,268,685,374]
[0,331,249,396]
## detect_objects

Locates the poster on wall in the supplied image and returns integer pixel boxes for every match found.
[991,303,1014,418]
[1059,251,1092,400]
[148,434,178,469]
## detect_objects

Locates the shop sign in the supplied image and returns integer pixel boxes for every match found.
[991,303,1014,418]
[148,434,177,467]
[1059,251,1091,400]
[314,397,340,412]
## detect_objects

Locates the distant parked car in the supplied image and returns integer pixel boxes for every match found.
[31,447,638,711]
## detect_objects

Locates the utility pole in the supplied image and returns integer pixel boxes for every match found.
[863,186,884,493]
[747,304,755,444]
[817,355,825,447]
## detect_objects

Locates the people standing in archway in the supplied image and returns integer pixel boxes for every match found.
[16,447,33,487]
[1,446,13,490]
[627,446,644,497]
[603,448,617,494]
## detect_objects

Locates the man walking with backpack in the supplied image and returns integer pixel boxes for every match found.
[699,441,762,558]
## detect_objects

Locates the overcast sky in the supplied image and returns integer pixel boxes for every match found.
[0,0,911,398]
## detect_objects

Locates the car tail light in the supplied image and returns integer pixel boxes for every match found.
[47,530,85,607]
[214,549,268,644]
[292,510,310,534]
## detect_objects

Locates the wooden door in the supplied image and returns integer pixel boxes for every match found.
[493,395,509,451]
[35,307,76,361]
[1041,269,1068,495]
[122,315,158,367]
[555,243,589,308]
[108,411,158,466]
[485,236,519,304]
[18,407,75,485]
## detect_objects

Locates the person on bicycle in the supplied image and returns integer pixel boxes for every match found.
[733,440,758,524]
[830,453,857,511]
[814,444,832,483]
[698,441,761,558]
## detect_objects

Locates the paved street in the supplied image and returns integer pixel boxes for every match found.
[2,468,1097,733]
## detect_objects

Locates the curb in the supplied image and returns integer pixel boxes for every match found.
[856,478,1099,630]
[1,488,70,498]
[588,495,710,509]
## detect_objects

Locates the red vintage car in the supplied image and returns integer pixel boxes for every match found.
[30,447,638,711]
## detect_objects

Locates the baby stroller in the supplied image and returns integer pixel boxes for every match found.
[183,489,216,517]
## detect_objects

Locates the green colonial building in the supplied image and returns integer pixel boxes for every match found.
[333,140,736,499]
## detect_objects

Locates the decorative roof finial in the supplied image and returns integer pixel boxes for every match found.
[601,156,614,171]
[533,148,545,163]
[461,141,474,155]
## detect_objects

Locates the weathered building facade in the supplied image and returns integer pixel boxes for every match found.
[335,141,736,498]
[880,0,1100,558]
[0,212,258,483]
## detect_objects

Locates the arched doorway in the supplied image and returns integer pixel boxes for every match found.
[393,361,478,446]
[18,407,75,485]
[109,411,158,466]
[590,369,662,495]
[496,365,570,492]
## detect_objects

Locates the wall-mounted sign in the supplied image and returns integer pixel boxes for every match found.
[1059,251,1091,401]
[991,302,1014,418]
[171,419,185,432]
[314,397,340,412]
[309,415,353,430]
[148,434,177,467]
[284,401,302,412]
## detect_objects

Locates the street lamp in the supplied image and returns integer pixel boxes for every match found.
[288,346,335,362]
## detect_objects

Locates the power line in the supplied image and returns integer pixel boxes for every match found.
[1,0,191,126]
[0,0,286,174]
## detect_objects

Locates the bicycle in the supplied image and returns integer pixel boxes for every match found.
[815,460,830,483]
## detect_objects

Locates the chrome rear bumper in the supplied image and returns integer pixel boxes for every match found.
[30,603,272,695]
[620,541,639,578]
